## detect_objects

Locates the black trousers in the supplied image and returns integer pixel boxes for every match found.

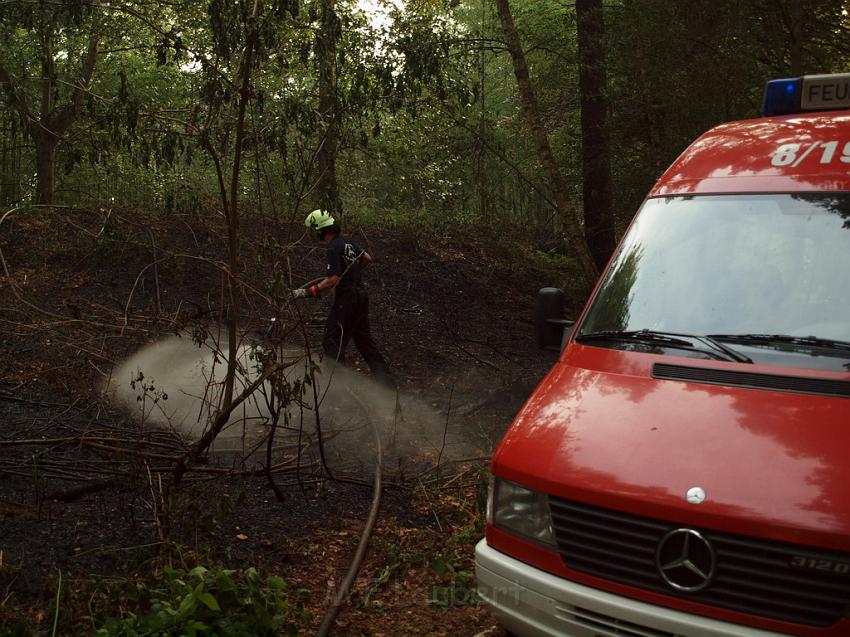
[323,286,395,387]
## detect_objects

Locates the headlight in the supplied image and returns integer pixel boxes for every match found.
[489,476,556,548]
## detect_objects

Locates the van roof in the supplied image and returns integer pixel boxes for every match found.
[649,111,850,197]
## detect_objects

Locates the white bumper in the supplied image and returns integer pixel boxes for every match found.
[475,539,791,637]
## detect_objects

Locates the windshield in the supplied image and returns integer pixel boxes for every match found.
[578,194,850,370]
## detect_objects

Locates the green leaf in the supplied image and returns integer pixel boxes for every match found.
[215,571,237,593]
[215,570,237,592]
[265,575,285,591]
[176,591,197,618]
[195,591,221,612]
[430,557,452,578]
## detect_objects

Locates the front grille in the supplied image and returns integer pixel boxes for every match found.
[550,497,850,627]
[555,605,681,637]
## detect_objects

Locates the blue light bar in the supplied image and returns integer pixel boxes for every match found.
[763,73,850,116]
[762,77,802,116]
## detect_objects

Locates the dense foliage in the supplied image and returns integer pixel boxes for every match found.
[2,0,849,248]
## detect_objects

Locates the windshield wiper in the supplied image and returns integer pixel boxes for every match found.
[577,330,753,363]
[693,334,755,364]
[710,333,850,355]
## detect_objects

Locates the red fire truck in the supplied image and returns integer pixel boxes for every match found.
[476,74,850,636]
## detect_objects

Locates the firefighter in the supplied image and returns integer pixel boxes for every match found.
[293,209,396,388]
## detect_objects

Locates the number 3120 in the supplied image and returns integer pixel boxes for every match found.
[790,556,850,574]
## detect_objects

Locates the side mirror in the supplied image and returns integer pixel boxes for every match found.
[535,288,575,352]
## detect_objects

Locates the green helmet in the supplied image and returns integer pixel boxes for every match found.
[304,209,335,231]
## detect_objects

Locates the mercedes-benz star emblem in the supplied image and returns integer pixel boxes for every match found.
[686,486,706,504]
[656,528,717,592]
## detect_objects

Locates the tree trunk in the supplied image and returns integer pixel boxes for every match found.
[787,0,805,75]
[576,0,615,271]
[221,13,260,414]
[36,18,58,207]
[317,0,341,215]
[35,135,58,206]
[173,5,259,490]
[494,0,599,289]
[476,0,488,220]
[0,116,10,205]
[0,14,100,209]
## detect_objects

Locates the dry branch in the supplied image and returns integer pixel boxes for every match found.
[171,357,292,487]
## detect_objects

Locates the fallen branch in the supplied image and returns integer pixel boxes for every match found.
[0,435,182,449]
[48,478,115,502]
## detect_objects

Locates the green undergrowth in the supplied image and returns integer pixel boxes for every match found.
[1,566,310,637]
[351,468,489,613]
[94,566,310,637]
[421,471,490,609]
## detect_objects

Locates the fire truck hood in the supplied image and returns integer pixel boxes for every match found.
[493,346,850,551]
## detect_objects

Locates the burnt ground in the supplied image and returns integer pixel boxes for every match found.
[0,208,579,635]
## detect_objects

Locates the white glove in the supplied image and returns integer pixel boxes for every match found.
[291,288,309,299]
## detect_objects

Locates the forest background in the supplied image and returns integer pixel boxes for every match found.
[4,0,850,280]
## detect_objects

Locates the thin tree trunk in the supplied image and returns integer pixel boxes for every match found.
[788,0,805,75]
[494,0,599,289]
[173,7,260,490]
[221,9,260,412]
[35,136,58,206]
[476,0,488,220]
[170,0,256,489]
[0,123,5,205]
[36,18,57,206]
[576,0,614,271]
[317,0,341,215]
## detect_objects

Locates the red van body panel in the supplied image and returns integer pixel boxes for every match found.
[493,344,850,553]
[649,112,850,196]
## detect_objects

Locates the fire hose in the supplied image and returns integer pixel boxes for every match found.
[264,278,326,338]
[298,277,325,291]
[315,387,384,637]
[276,274,385,636]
